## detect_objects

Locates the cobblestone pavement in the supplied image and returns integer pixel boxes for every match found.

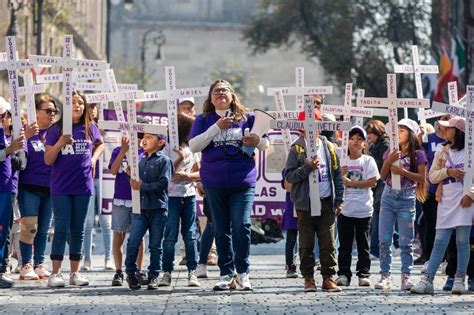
[1,242,473,314]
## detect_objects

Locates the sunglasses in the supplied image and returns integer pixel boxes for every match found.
[38,109,59,115]
[212,87,232,95]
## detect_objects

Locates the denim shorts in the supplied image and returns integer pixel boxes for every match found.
[111,204,131,232]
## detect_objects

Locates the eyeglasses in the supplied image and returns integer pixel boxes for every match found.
[38,109,59,115]
[212,87,232,95]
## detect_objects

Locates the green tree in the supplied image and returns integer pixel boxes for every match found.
[243,0,432,97]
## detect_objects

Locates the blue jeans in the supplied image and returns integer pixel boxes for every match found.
[379,186,416,274]
[162,196,198,272]
[83,178,112,261]
[426,226,472,279]
[205,186,255,276]
[18,189,53,266]
[199,221,215,264]
[125,209,167,278]
[370,211,380,257]
[50,195,92,261]
[0,192,12,267]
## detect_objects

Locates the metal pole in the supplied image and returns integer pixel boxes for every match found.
[36,0,43,55]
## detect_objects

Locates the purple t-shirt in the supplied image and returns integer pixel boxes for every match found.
[45,123,102,195]
[19,129,51,187]
[422,133,445,194]
[108,146,144,200]
[384,149,427,189]
[189,112,257,188]
[0,128,12,193]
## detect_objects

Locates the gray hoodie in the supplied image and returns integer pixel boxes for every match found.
[284,135,344,212]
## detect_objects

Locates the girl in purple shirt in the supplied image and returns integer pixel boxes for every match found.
[44,92,104,288]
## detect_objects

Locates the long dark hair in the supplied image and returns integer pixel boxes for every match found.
[399,125,427,202]
[446,128,465,150]
[53,91,92,140]
[202,80,248,122]
[178,112,194,146]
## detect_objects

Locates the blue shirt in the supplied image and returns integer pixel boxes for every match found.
[139,150,173,210]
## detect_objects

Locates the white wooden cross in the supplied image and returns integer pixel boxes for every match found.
[321,83,374,166]
[29,35,108,135]
[419,81,466,120]
[430,85,474,194]
[18,72,46,125]
[136,66,208,151]
[394,45,439,123]
[357,74,430,190]
[267,89,295,156]
[96,101,167,214]
[270,97,351,216]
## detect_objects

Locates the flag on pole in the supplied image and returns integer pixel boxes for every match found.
[451,35,465,82]
[434,47,453,102]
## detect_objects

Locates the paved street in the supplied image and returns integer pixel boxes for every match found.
[1,240,473,314]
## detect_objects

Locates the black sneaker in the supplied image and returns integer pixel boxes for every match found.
[147,277,159,290]
[126,273,141,290]
[137,270,149,285]
[112,271,124,286]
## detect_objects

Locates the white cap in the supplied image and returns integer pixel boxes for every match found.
[398,118,420,135]
[0,97,11,115]
[178,97,195,106]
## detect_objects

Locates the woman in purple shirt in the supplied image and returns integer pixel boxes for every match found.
[18,95,57,281]
[189,80,268,291]
[44,92,104,288]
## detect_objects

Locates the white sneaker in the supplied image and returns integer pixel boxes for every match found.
[0,273,15,288]
[14,262,21,274]
[188,270,201,287]
[440,261,448,275]
[213,275,236,291]
[196,264,207,278]
[104,259,115,271]
[236,273,252,291]
[81,259,91,272]
[374,274,391,290]
[401,274,414,290]
[158,272,172,287]
[421,260,429,274]
[34,263,51,279]
[336,275,349,286]
[410,277,434,294]
[452,277,467,295]
[358,277,371,287]
[48,273,65,288]
[19,264,40,280]
[69,272,89,286]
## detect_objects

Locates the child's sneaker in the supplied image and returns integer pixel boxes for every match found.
[410,276,434,294]
[236,273,252,291]
[196,264,207,278]
[81,259,91,272]
[0,273,14,288]
[147,277,159,290]
[304,276,316,292]
[442,277,454,291]
[374,273,391,290]
[69,272,89,286]
[336,275,349,286]
[158,272,172,287]
[47,273,65,288]
[451,277,467,295]
[401,274,414,290]
[358,277,371,287]
[213,274,236,291]
[286,265,298,278]
[188,270,201,287]
[137,270,149,285]
[111,271,124,286]
[19,263,40,280]
[126,273,141,290]
[34,263,51,279]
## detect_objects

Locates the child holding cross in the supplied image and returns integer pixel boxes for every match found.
[411,117,474,294]
[125,129,173,290]
[45,91,104,288]
[375,119,427,291]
